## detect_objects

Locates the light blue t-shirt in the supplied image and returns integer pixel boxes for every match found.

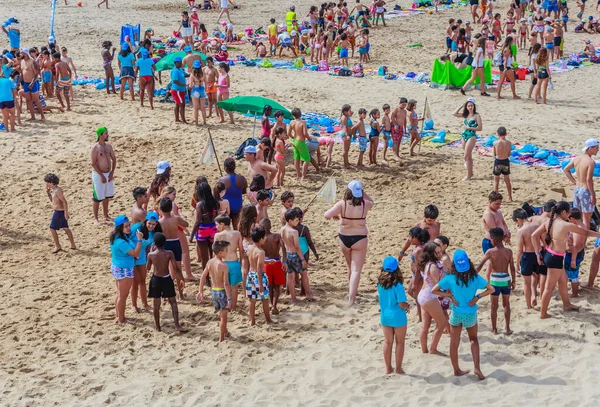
[135,58,155,76]
[110,237,136,269]
[170,67,187,92]
[2,63,14,79]
[438,274,488,313]
[0,78,16,103]
[118,52,135,68]
[6,30,20,49]
[377,282,408,328]
[129,223,154,266]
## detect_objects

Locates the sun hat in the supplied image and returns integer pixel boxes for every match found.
[582,139,599,152]
[114,215,129,227]
[96,126,107,141]
[174,56,183,63]
[348,180,363,198]
[146,211,159,222]
[244,145,257,154]
[193,60,201,68]
[382,256,399,272]
[156,161,170,174]
[453,249,471,273]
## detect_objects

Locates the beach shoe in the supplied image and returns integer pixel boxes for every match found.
[481,92,490,96]
[459,88,466,95]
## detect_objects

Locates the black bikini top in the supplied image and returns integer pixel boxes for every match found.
[341,200,366,221]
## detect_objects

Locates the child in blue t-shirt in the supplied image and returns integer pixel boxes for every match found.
[377,256,410,375]
[433,249,493,381]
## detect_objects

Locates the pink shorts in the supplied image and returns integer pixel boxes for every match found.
[392,125,404,143]
[171,90,185,104]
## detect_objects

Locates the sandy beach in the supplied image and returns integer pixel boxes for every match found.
[2,0,600,405]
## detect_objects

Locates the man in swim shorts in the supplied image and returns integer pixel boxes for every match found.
[90,127,116,224]
[288,107,311,180]
[390,97,408,159]
[20,48,45,120]
[563,138,599,229]
[53,52,72,111]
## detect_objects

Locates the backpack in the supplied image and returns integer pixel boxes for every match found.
[234,138,258,159]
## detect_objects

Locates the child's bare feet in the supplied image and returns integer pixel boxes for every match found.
[454,369,470,377]
[505,329,513,335]
[532,298,538,307]
[429,349,446,356]
[52,246,62,254]
[492,328,498,335]
[564,304,580,311]
[271,307,280,315]
[385,367,394,374]
[174,325,188,333]
[540,312,552,319]
[132,305,140,313]
[143,304,152,311]
[395,368,405,374]
[474,369,485,380]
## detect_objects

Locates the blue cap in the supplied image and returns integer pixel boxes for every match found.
[382,256,399,272]
[184,45,192,52]
[141,49,149,56]
[453,250,471,273]
[174,56,183,63]
[244,145,257,154]
[193,60,201,68]
[5,52,14,59]
[146,211,159,222]
[121,43,129,51]
[114,215,129,227]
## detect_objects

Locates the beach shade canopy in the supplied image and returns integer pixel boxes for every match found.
[217,96,294,120]
[155,51,207,72]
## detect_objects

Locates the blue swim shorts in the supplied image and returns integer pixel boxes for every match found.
[449,310,478,328]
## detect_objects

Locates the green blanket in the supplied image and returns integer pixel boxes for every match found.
[430,58,492,89]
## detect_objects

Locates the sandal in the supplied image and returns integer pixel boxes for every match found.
[459,88,466,95]
[481,92,490,97]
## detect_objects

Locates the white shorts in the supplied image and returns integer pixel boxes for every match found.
[221,0,228,8]
[92,171,114,201]
[181,26,193,37]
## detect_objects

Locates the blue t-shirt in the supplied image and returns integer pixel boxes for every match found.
[6,30,20,49]
[0,78,16,103]
[135,58,155,76]
[118,52,135,68]
[2,63,13,79]
[129,223,154,266]
[438,274,488,313]
[110,237,136,269]
[170,67,187,92]
[377,282,408,328]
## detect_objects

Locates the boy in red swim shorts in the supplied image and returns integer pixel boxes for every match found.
[391,97,408,159]
[260,218,287,314]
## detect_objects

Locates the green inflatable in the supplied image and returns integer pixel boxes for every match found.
[429,58,492,90]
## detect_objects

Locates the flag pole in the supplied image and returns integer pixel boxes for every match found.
[207,128,223,177]
[418,96,427,154]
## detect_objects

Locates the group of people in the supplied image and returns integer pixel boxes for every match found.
[1,24,77,131]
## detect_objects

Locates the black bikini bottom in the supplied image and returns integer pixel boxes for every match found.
[339,234,368,249]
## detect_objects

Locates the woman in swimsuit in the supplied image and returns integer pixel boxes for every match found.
[239,204,259,279]
[417,242,448,355]
[160,187,194,280]
[532,201,600,319]
[190,175,209,262]
[324,180,374,307]
[190,182,219,270]
[189,61,207,125]
[340,104,354,168]
[406,99,423,157]
[269,110,287,163]
[533,47,550,104]
[213,181,230,216]
[101,41,116,94]
[218,157,248,230]
[453,98,482,181]
[273,127,287,187]
[497,36,520,100]
[261,104,273,139]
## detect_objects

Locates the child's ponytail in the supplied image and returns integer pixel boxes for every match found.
[545,206,556,246]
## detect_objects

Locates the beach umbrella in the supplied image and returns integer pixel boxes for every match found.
[216,96,294,138]
[155,51,207,72]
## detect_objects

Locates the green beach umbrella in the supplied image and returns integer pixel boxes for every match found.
[217,96,294,138]
[155,51,207,72]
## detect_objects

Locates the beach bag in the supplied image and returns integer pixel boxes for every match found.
[235,138,258,159]
[318,60,329,71]
[493,51,503,67]
[338,67,352,76]
[293,58,304,68]
[261,59,274,68]
[378,65,388,76]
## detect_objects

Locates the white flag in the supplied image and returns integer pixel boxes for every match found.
[200,138,215,165]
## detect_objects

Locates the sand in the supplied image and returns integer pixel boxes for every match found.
[2,0,600,405]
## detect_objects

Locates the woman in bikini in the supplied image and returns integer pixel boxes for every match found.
[324,180,374,307]
[532,201,600,319]
[101,41,116,94]
[190,182,219,270]
[453,98,482,181]
[417,242,448,355]
[406,99,423,157]
[497,36,520,100]
[213,181,230,216]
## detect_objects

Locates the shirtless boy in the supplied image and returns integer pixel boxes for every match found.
[203,57,219,117]
[131,187,149,226]
[565,208,586,297]
[260,218,288,314]
[281,208,314,303]
[40,51,53,98]
[147,232,186,332]
[398,204,441,261]
[513,208,543,308]
[563,138,598,229]
[90,127,116,224]
[390,98,408,159]
[482,191,510,254]
[44,173,76,253]
[492,127,513,201]
[288,108,311,180]
[198,240,231,341]
[20,49,45,120]
[53,52,72,111]
[245,226,273,325]
[245,145,278,190]
[159,197,189,297]
[214,214,245,311]
[476,227,516,334]
[255,190,271,222]
[381,104,392,161]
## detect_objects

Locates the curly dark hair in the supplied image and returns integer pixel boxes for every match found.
[378,268,404,289]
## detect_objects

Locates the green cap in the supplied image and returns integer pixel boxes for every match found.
[96,126,107,140]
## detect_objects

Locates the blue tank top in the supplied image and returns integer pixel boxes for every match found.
[222,174,243,214]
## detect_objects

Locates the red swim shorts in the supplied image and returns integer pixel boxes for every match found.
[171,90,185,104]
[264,259,286,286]
[392,125,404,143]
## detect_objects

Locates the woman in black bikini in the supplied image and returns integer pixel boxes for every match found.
[324,180,374,307]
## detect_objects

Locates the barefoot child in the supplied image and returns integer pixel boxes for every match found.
[280,191,295,226]
[565,208,585,297]
[273,128,287,186]
[368,108,380,165]
[432,250,494,380]
[355,108,368,167]
[246,226,273,325]
[391,98,408,159]
[288,108,311,180]
[492,126,513,201]
[482,191,510,255]
[159,197,189,298]
[260,218,287,314]
[281,207,314,303]
[381,104,392,161]
[147,232,186,332]
[513,208,542,309]
[131,212,161,313]
[214,214,244,311]
[255,190,271,222]
[197,240,231,341]
[378,256,410,374]
[45,173,76,253]
[399,227,430,322]
[406,99,423,156]
[475,227,516,335]
[399,204,441,261]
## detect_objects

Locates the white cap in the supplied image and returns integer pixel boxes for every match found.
[466,97,476,104]
[582,139,599,152]
[291,30,297,36]
[156,161,170,174]
[348,180,363,198]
